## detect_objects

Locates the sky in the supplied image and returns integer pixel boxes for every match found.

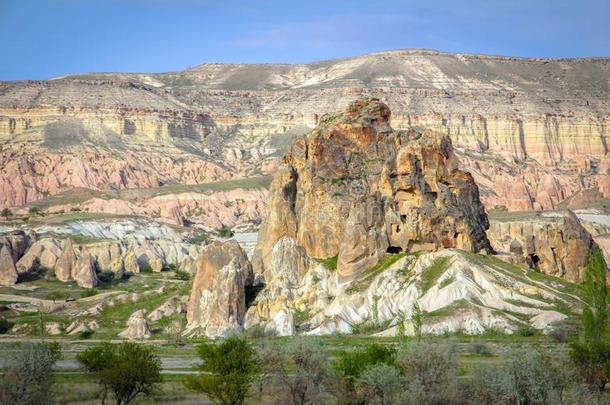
[0,0,608,80]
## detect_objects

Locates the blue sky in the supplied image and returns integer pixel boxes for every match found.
[0,0,608,80]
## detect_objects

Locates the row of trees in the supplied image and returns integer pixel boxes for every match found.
[186,335,609,405]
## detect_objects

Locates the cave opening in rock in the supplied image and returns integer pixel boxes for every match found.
[387,246,403,254]
[529,254,541,266]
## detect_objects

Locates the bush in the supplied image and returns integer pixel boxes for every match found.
[97,270,116,284]
[356,363,405,404]
[217,225,234,238]
[0,208,12,218]
[0,342,62,405]
[331,343,396,403]
[0,318,13,334]
[184,337,259,405]
[174,269,191,281]
[46,291,71,301]
[396,341,458,403]
[77,342,161,405]
[468,348,567,404]
[469,342,493,356]
[548,321,575,343]
[80,289,99,298]
[28,206,40,215]
[516,324,538,337]
[78,330,94,339]
[570,340,610,392]
[264,338,328,405]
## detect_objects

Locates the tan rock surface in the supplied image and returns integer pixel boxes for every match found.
[55,239,77,282]
[119,309,152,340]
[488,211,598,282]
[186,239,253,337]
[72,251,98,288]
[0,243,18,286]
[253,98,491,279]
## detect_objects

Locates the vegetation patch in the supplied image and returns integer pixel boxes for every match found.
[346,253,407,294]
[419,256,451,293]
[319,255,338,271]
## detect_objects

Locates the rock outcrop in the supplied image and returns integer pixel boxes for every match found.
[72,251,98,288]
[119,309,152,340]
[488,210,599,282]
[253,98,491,280]
[0,242,18,286]
[55,239,77,282]
[185,240,253,337]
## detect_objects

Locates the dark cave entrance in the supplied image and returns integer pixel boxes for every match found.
[529,254,541,267]
[387,246,403,254]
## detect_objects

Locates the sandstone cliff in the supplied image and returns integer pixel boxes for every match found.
[253,98,491,279]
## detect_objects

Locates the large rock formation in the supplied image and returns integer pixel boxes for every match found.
[185,239,253,337]
[488,210,599,282]
[253,98,491,279]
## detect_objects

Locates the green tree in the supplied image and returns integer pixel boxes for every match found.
[411,302,423,341]
[184,337,259,405]
[0,208,12,218]
[331,343,396,404]
[77,342,162,405]
[583,247,608,342]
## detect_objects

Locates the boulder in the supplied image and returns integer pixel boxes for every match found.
[119,309,152,340]
[252,98,491,280]
[186,240,253,337]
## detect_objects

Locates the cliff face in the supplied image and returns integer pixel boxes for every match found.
[1,49,609,216]
[253,99,491,279]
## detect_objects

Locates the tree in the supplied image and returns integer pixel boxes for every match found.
[266,338,328,405]
[582,247,608,342]
[411,302,423,341]
[396,341,457,403]
[0,342,62,405]
[570,340,610,392]
[184,337,259,405]
[331,343,396,404]
[356,364,404,405]
[28,206,40,216]
[77,342,162,405]
[0,208,12,219]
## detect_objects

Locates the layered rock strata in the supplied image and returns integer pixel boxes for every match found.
[1,50,609,215]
